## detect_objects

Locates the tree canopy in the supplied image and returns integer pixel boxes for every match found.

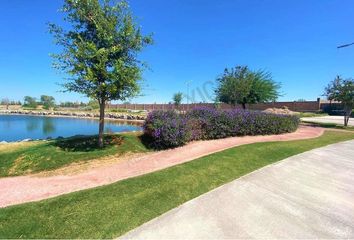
[23,96,38,109]
[215,66,280,109]
[40,95,56,110]
[324,76,354,126]
[173,92,183,108]
[49,0,153,147]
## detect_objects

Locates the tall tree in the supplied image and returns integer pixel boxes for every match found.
[23,96,38,109]
[215,66,280,109]
[173,92,183,109]
[324,76,354,126]
[40,95,56,110]
[49,0,152,147]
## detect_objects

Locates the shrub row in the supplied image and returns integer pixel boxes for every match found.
[143,107,300,149]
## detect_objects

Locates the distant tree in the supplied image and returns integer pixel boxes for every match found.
[40,95,56,110]
[1,99,22,106]
[297,98,307,102]
[1,98,9,109]
[215,66,280,109]
[60,101,87,108]
[61,102,70,108]
[49,0,153,147]
[60,101,71,108]
[324,76,354,126]
[23,96,38,109]
[88,99,99,110]
[173,92,183,109]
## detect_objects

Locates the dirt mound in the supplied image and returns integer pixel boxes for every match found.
[263,107,299,115]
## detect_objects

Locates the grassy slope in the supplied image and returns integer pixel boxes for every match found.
[301,121,354,131]
[297,112,328,118]
[0,133,149,177]
[0,130,353,238]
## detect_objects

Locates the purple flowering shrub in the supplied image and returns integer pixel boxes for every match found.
[143,108,299,149]
[143,110,191,149]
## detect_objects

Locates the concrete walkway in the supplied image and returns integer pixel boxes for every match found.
[0,126,323,208]
[302,115,353,126]
[122,140,354,239]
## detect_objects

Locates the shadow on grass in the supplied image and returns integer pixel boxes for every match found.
[51,135,124,152]
[138,134,156,150]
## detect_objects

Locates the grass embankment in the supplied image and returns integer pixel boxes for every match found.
[301,121,354,131]
[297,112,328,118]
[0,130,353,238]
[0,133,149,177]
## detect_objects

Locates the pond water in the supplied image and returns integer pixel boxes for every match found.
[0,114,142,142]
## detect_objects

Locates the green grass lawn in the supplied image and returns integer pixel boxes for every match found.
[0,133,149,177]
[0,130,353,238]
[297,112,328,118]
[301,121,354,131]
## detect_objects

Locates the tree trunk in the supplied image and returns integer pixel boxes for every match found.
[241,103,246,110]
[344,106,352,127]
[344,113,350,127]
[98,101,105,148]
[344,113,349,127]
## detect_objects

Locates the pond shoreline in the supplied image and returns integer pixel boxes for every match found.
[0,110,145,143]
[0,130,144,144]
[0,110,146,121]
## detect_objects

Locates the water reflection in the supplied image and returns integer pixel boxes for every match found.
[105,127,114,134]
[26,118,39,132]
[42,118,55,134]
[26,117,55,134]
[0,114,143,142]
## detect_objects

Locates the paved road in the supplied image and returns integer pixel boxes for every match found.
[122,140,354,239]
[302,115,354,126]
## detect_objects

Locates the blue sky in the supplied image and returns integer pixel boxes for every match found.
[0,0,353,104]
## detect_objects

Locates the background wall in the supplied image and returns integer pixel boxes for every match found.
[108,98,341,112]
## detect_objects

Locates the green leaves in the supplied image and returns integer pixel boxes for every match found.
[325,76,354,107]
[173,92,183,107]
[23,96,38,109]
[49,0,153,103]
[324,76,354,126]
[40,95,56,110]
[215,66,280,108]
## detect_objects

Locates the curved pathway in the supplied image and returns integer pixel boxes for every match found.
[0,126,323,208]
[122,140,354,239]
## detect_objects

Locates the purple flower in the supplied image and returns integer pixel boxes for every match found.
[144,107,299,149]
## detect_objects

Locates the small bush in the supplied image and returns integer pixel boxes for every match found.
[81,106,93,111]
[109,108,129,113]
[143,108,300,149]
